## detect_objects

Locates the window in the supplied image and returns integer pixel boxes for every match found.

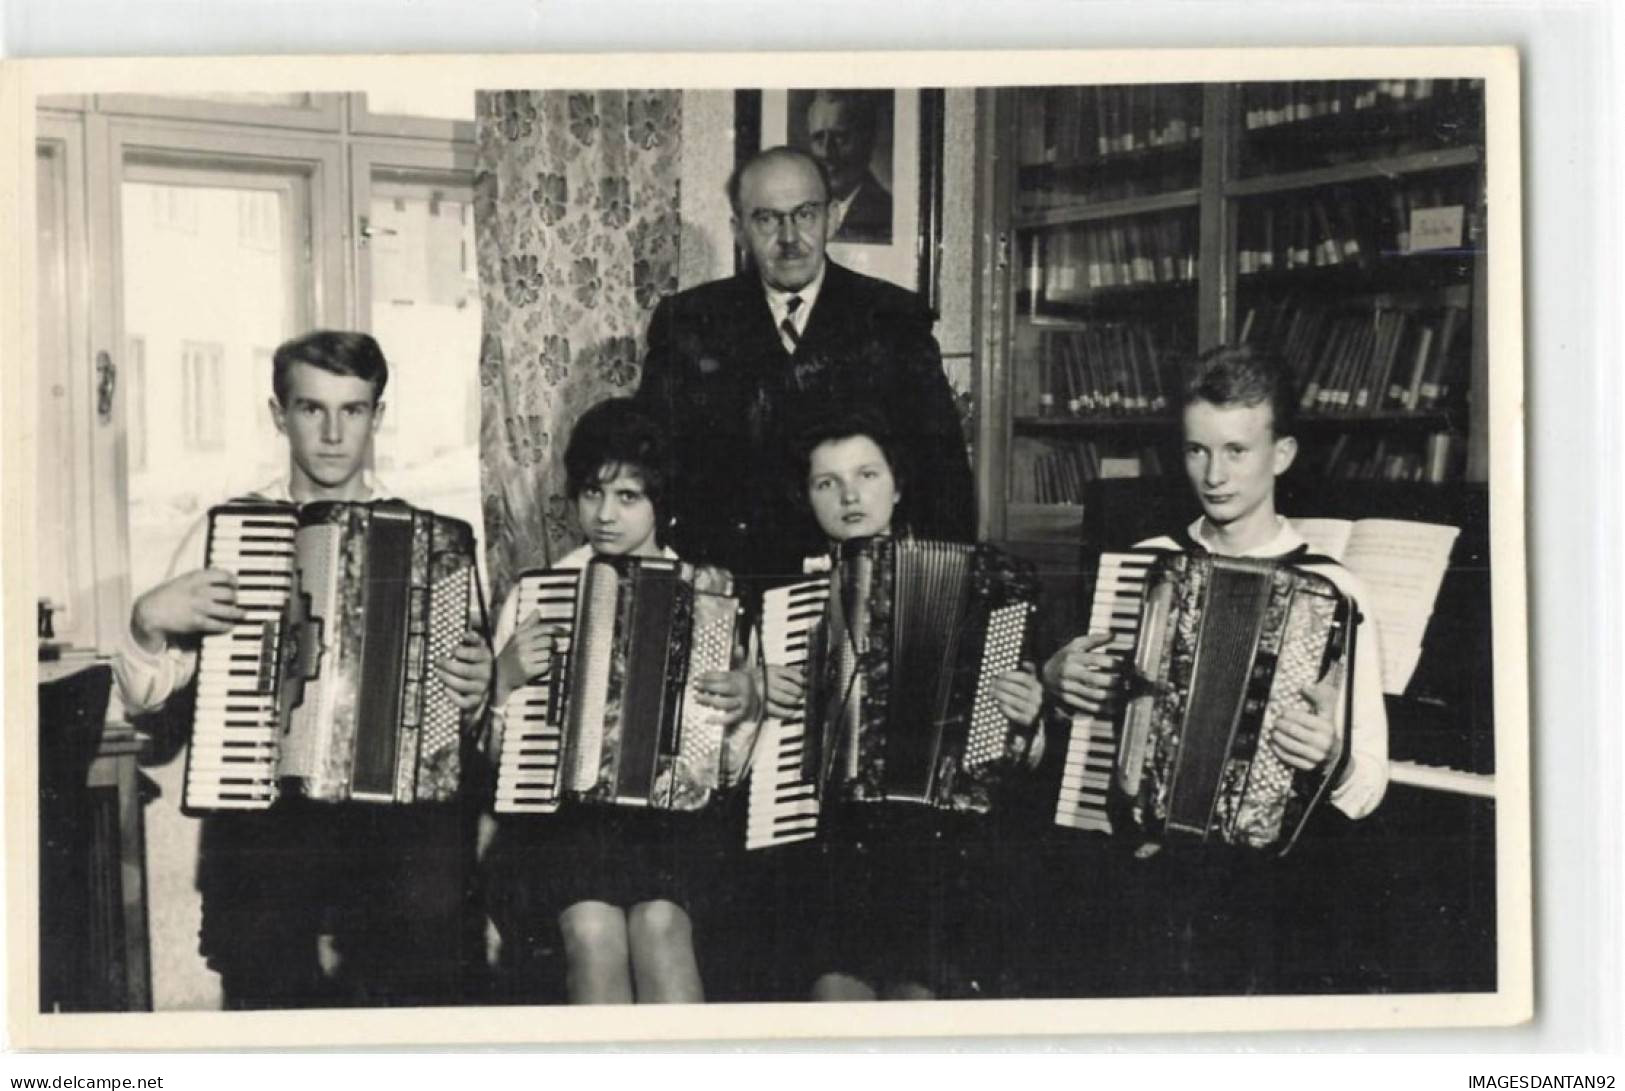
[128,336,147,471]
[237,191,280,252]
[41,97,476,650]
[150,186,197,233]
[180,341,225,450]
[363,169,480,538]
[252,346,275,437]
[120,162,313,601]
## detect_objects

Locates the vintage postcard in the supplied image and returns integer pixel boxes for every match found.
[0,46,1528,1048]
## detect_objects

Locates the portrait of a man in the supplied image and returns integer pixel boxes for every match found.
[788,89,895,244]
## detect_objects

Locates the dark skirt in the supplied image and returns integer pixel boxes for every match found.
[483,801,728,951]
[797,802,1000,997]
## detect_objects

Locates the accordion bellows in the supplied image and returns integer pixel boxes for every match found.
[494,556,740,814]
[809,536,1041,813]
[1059,550,1353,854]
[184,499,477,812]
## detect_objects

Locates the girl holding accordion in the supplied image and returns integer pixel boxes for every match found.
[484,398,761,1004]
[762,408,1047,1001]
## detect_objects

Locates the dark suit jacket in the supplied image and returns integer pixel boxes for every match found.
[832,171,893,244]
[636,261,975,582]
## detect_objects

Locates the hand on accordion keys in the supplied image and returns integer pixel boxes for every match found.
[1267,663,1346,772]
[130,567,247,651]
[494,610,562,705]
[434,631,494,722]
[1041,631,1126,718]
[761,664,806,721]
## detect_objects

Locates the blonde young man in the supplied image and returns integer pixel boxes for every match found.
[1042,344,1388,994]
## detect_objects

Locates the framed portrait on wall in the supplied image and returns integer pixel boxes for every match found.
[735,88,945,311]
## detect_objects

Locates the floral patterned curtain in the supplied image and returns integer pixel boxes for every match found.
[475,90,683,607]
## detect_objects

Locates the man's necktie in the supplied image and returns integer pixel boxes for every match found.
[779,294,803,353]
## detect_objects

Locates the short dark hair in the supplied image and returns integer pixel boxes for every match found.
[726,145,831,216]
[563,397,673,540]
[789,406,910,528]
[272,330,389,406]
[1179,344,1299,438]
[807,90,883,143]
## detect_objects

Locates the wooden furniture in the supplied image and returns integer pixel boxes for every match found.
[38,654,152,1012]
[973,80,1490,548]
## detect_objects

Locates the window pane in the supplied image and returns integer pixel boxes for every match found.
[120,176,307,597]
[37,143,79,636]
[366,178,481,543]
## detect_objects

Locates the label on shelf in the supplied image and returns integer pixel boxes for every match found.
[1408,206,1465,253]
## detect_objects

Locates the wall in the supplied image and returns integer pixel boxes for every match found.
[938,88,980,422]
[678,90,737,289]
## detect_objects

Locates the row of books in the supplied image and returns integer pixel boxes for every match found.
[1026,323,1179,417]
[1030,213,1199,302]
[1317,433,1461,483]
[1240,297,1471,414]
[1241,78,1483,131]
[1018,429,1459,504]
[1018,84,1205,168]
[1237,176,1480,275]
[1014,440,1165,505]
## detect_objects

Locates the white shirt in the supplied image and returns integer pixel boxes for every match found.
[1136,516,1390,820]
[112,472,390,714]
[764,261,826,352]
[826,187,859,238]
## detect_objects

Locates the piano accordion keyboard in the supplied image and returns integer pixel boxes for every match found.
[494,571,581,814]
[746,579,830,850]
[1054,551,1155,833]
[185,505,299,811]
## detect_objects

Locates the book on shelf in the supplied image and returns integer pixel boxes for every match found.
[1018,84,1205,171]
[1242,78,1469,132]
[1033,322,1177,419]
[1018,88,1051,167]
[1033,213,1197,307]
[1417,302,1467,409]
[1242,296,1471,420]
[1289,515,1460,695]
[1319,433,1457,484]
[1017,437,1166,505]
[1239,175,1480,274]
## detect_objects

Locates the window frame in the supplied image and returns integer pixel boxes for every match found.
[35,97,475,654]
[33,113,104,650]
[88,119,346,645]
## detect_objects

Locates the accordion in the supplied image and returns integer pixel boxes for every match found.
[493,555,741,814]
[746,537,1039,848]
[1054,550,1354,855]
[183,498,478,812]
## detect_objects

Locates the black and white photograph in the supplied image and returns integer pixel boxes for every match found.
[786,89,896,246]
[4,48,1530,1048]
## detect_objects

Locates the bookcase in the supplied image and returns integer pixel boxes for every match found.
[972,80,1489,545]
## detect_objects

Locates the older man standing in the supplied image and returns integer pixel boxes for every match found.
[635,144,974,583]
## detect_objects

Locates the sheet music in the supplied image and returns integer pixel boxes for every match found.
[1338,519,1461,695]
[1291,517,1356,561]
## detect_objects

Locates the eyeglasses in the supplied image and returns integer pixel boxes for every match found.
[747,201,826,234]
